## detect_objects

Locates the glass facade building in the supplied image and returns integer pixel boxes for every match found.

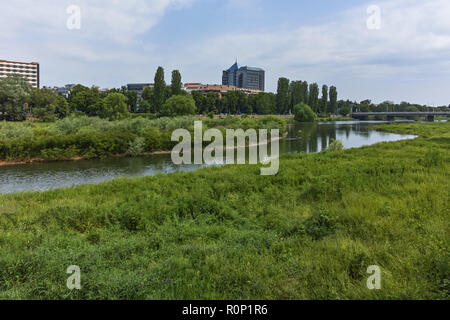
[222,62,265,91]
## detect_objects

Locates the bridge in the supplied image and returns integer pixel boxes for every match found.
[350,112,450,122]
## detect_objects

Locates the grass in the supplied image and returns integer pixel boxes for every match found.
[0,122,448,300]
[0,115,286,162]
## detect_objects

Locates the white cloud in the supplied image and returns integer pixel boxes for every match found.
[0,0,194,59]
[173,0,450,104]
[1,0,449,105]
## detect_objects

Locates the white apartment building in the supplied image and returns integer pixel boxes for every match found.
[0,59,40,88]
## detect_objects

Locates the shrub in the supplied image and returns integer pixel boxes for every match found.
[294,103,316,122]
[127,137,146,156]
[327,139,344,152]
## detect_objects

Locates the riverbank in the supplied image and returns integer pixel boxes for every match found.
[0,122,448,299]
[0,115,287,166]
[0,132,288,167]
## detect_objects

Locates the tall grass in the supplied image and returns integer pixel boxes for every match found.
[0,122,448,299]
[0,116,287,161]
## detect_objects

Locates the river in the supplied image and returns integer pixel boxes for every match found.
[0,121,417,194]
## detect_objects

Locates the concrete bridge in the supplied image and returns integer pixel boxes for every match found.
[350,112,450,122]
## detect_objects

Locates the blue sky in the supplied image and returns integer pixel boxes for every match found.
[1,0,449,106]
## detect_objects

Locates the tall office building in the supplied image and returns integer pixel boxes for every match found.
[127,83,154,99]
[0,59,40,88]
[222,62,265,91]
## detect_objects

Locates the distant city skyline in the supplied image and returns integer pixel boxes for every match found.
[1,0,449,106]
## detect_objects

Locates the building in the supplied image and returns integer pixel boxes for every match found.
[0,59,40,88]
[235,66,265,92]
[127,83,154,99]
[198,84,236,98]
[222,61,265,91]
[222,62,239,88]
[183,83,202,93]
[56,84,76,98]
[185,83,262,98]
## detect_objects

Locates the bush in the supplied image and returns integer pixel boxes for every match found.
[294,103,316,122]
[327,139,344,152]
[0,115,287,161]
[127,137,146,156]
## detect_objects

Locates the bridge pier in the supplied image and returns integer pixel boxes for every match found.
[426,115,435,122]
[386,115,395,122]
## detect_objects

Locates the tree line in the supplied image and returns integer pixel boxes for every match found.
[275,78,338,116]
[1,68,448,122]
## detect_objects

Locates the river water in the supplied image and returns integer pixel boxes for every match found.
[0,121,416,194]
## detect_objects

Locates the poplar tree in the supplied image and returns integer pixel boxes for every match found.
[171,70,182,96]
[321,84,328,114]
[329,86,338,114]
[308,83,319,113]
[276,77,290,114]
[153,66,166,113]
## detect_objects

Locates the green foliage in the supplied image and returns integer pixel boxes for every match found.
[101,93,129,120]
[329,86,338,114]
[420,148,443,168]
[0,122,448,299]
[30,88,72,121]
[153,67,166,113]
[127,137,146,157]
[308,83,320,113]
[161,95,196,117]
[0,75,32,121]
[321,85,328,115]
[69,86,102,116]
[327,139,344,152]
[125,90,138,113]
[294,103,316,122]
[171,70,182,96]
[276,77,290,114]
[0,115,287,161]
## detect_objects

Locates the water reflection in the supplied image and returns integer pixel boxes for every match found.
[0,121,416,194]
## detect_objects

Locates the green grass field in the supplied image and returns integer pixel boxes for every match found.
[0,122,448,299]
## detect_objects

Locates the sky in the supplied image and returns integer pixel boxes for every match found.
[1,0,449,106]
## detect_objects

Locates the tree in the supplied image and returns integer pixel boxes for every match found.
[294,103,316,122]
[301,81,309,104]
[161,95,196,117]
[320,85,328,115]
[237,91,250,114]
[329,86,338,114]
[191,91,206,114]
[255,92,277,114]
[205,93,220,114]
[338,100,352,116]
[171,70,182,96]
[141,87,154,112]
[30,88,71,121]
[68,84,89,108]
[224,91,239,114]
[289,81,303,112]
[308,83,319,113]
[125,90,138,113]
[0,75,32,121]
[153,66,166,113]
[69,87,102,116]
[276,77,290,114]
[101,93,129,120]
